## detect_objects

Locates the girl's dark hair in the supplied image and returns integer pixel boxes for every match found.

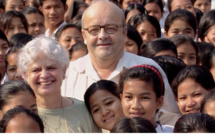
[111,117,156,133]
[153,55,186,85]
[119,65,164,98]
[39,0,66,6]
[174,113,215,133]
[196,42,214,68]
[0,80,36,110]
[170,34,198,61]
[8,33,33,47]
[198,10,215,42]
[208,48,215,70]
[167,0,195,12]
[124,3,147,19]
[0,10,28,35]
[143,0,163,13]
[0,107,44,133]
[128,14,161,38]
[126,24,143,54]
[22,6,44,17]
[72,1,88,18]
[0,29,8,45]
[69,42,88,59]
[84,80,120,113]
[164,9,197,35]
[55,24,81,41]
[201,89,215,113]
[141,38,177,58]
[171,65,215,98]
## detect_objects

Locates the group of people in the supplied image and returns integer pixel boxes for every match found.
[0,0,215,133]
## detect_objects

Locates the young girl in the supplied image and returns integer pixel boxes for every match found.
[0,80,37,119]
[0,10,28,39]
[0,107,44,133]
[124,3,147,23]
[69,42,88,61]
[198,10,215,45]
[55,24,84,51]
[143,0,163,22]
[201,89,215,119]
[171,65,215,115]
[164,9,197,40]
[194,0,211,14]
[119,65,174,132]
[128,14,161,45]
[4,0,25,12]
[174,113,215,133]
[84,80,124,131]
[0,29,9,84]
[141,38,177,58]
[170,34,198,66]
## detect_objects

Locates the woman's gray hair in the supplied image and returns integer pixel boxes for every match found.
[18,35,69,80]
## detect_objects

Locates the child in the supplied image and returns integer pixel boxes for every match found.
[111,117,156,132]
[84,80,125,131]
[198,10,215,45]
[125,25,142,55]
[0,107,44,133]
[69,42,88,61]
[119,64,174,132]
[194,0,211,14]
[0,81,37,119]
[174,113,215,132]
[164,9,197,39]
[128,14,161,45]
[55,24,84,51]
[171,65,215,115]
[201,89,215,119]
[141,38,177,58]
[143,0,163,22]
[0,10,28,39]
[170,34,198,66]
[124,3,147,23]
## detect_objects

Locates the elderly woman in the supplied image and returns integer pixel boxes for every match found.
[18,35,101,133]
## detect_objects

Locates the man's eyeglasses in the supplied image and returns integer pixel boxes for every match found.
[84,24,124,36]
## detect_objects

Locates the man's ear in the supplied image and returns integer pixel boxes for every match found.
[82,30,87,45]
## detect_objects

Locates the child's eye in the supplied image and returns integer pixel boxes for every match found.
[141,96,150,100]
[125,96,132,100]
[194,93,201,97]
[179,97,186,100]
[106,101,113,106]
[92,108,99,113]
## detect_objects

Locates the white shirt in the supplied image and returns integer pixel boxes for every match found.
[61,51,180,125]
[45,21,67,39]
[156,124,174,133]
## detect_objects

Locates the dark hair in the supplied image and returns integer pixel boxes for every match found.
[84,80,120,113]
[72,1,88,18]
[111,117,156,133]
[8,33,33,47]
[198,10,215,42]
[174,113,215,133]
[5,46,20,68]
[143,0,163,13]
[124,3,147,19]
[71,13,82,31]
[170,34,198,61]
[0,80,36,110]
[39,0,66,6]
[0,29,8,45]
[119,65,164,98]
[208,48,215,70]
[171,65,215,98]
[126,24,143,54]
[22,6,44,17]
[164,9,197,35]
[141,38,177,58]
[153,55,186,85]
[0,10,28,35]
[0,107,44,133]
[167,0,195,12]
[69,42,88,59]
[196,42,214,68]
[128,14,161,38]
[201,89,215,113]
[55,24,81,41]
